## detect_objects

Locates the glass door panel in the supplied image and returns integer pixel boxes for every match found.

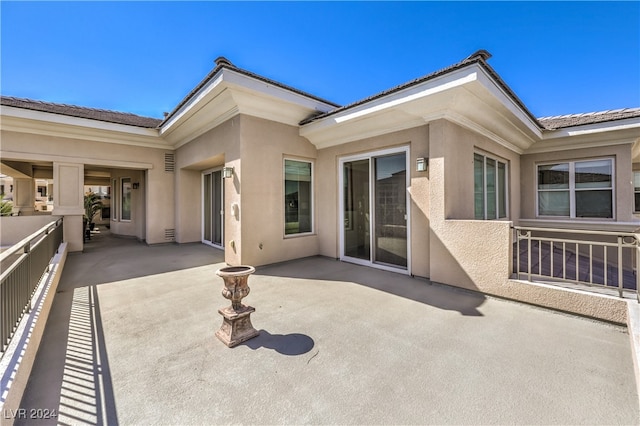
[343,159,370,260]
[203,170,223,247]
[204,173,212,242]
[212,170,223,244]
[374,153,407,268]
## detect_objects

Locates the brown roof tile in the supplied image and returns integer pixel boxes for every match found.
[160,57,341,125]
[299,50,543,127]
[0,96,162,128]
[538,108,640,130]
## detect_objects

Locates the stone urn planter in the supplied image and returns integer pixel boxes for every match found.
[214,265,259,347]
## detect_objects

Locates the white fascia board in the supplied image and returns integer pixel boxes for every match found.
[301,63,543,146]
[0,109,169,149]
[318,67,479,130]
[541,117,640,140]
[473,67,542,139]
[223,69,336,113]
[160,68,336,139]
[160,73,226,135]
[0,105,160,138]
[526,118,640,154]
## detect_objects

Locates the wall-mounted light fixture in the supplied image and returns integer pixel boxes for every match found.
[132,182,140,189]
[222,166,234,179]
[416,158,428,172]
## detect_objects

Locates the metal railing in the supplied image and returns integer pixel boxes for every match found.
[0,218,63,353]
[513,226,639,301]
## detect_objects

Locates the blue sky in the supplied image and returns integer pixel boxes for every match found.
[1,1,638,119]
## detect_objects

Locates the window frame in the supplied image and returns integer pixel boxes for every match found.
[633,171,640,213]
[474,152,509,220]
[283,157,314,237]
[536,157,615,219]
[111,178,118,220]
[121,177,132,222]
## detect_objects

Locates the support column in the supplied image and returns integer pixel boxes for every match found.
[52,162,84,252]
[12,178,36,216]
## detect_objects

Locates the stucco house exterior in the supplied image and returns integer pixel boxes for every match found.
[2,50,640,322]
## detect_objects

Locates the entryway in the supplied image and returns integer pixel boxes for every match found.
[202,169,224,248]
[339,146,409,273]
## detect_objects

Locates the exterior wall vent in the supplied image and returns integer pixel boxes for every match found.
[164,153,175,172]
[164,229,176,241]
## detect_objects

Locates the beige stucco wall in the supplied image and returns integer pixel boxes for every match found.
[315,125,430,278]
[174,116,241,264]
[428,119,515,289]
[238,115,319,266]
[0,130,173,246]
[0,215,62,245]
[109,169,146,241]
[427,119,629,324]
[521,144,635,223]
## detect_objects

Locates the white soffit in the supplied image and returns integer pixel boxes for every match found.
[0,105,166,149]
[542,117,640,139]
[159,68,336,147]
[526,131,640,155]
[301,63,542,150]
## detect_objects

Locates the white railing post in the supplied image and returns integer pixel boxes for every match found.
[511,225,639,300]
[636,237,640,303]
[618,236,623,298]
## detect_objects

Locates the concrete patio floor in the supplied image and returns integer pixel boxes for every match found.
[16,228,639,425]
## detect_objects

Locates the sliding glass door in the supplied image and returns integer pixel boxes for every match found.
[340,148,409,272]
[203,169,224,247]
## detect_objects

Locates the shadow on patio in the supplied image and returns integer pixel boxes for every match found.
[15,227,639,425]
[256,256,487,317]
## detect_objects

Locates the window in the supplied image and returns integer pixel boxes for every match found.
[121,177,132,221]
[634,172,640,213]
[474,153,508,220]
[284,159,312,235]
[112,178,118,220]
[537,159,613,218]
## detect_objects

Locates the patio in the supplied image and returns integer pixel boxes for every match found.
[15,228,639,425]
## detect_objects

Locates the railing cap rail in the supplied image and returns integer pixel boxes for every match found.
[0,218,63,263]
[512,225,639,238]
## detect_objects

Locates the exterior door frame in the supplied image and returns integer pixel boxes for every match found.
[338,145,411,275]
[201,167,224,249]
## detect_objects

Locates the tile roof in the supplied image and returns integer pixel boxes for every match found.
[299,50,543,127]
[3,54,638,135]
[160,56,341,125]
[538,108,640,130]
[0,96,162,128]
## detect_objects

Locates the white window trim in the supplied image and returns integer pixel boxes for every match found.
[535,157,615,219]
[111,178,118,221]
[201,167,225,249]
[634,171,640,213]
[474,151,509,220]
[283,157,314,238]
[338,145,411,275]
[120,177,132,222]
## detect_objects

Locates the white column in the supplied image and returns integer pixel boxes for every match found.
[52,162,84,252]
[12,178,36,216]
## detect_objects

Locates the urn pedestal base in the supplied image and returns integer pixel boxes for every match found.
[215,305,259,348]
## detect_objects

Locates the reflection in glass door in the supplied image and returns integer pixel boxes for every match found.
[343,159,370,260]
[341,149,408,271]
[203,170,224,247]
[374,154,407,267]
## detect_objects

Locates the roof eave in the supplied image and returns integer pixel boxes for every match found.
[301,62,542,152]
